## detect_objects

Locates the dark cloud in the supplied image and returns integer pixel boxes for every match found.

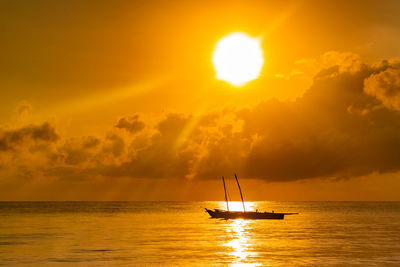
[233,60,400,181]
[82,136,101,148]
[64,149,90,165]
[0,122,58,151]
[15,101,32,116]
[103,114,193,178]
[115,115,145,134]
[126,57,400,181]
[103,134,125,158]
[50,136,100,166]
[5,55,400,183]
[364,65,400,110]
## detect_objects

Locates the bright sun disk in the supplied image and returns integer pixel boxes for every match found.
[212,32,264,87]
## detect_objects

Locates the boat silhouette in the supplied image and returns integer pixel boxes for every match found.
[205,174,298,220]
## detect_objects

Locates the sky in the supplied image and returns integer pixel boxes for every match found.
[1,0,400,200]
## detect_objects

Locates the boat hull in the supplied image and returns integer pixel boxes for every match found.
[205,208,285,220]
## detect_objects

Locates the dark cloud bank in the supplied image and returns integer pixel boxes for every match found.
[0,122,58,151]
[2,56,400,182]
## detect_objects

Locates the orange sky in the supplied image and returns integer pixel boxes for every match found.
[1,0,400,200]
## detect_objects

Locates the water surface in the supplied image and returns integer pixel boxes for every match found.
[0,201,399,266]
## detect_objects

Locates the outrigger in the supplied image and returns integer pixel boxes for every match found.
[205,174,298,220]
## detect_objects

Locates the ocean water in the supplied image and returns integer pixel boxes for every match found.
[0,202,399,266]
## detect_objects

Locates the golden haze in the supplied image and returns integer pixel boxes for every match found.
[1,0,400,200]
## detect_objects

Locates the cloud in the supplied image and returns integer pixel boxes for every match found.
[115,115,145,134]
[15,101,32,117]
[4,52,400,183]
[82,136,101,148]
[231,59,400,181]
[103,134,125,158]
[103,114,194,178]
[179,55,400,181]
[276,51,364,80]
[61,137,98,166]
[0,122,58,151]
[0,122,59,181]
[364,65,400,110]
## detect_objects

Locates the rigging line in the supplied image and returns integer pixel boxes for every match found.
[234,173,246,212]
[222,176,229,211]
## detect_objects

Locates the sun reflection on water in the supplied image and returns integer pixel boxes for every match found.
[222,212,261,266]
[219,201,256,212]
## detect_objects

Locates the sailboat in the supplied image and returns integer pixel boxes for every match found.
[205,174,298,220]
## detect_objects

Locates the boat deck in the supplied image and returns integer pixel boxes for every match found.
[205,208,298,220]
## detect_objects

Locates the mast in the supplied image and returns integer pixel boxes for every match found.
[222,176,229,211]
[234,173,245,212]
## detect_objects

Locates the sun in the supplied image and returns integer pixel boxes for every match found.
[212,32,264,87]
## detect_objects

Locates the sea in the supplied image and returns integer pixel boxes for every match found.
[0,201,399,266]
